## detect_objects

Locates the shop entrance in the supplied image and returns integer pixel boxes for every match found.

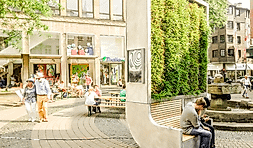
[101,63,122,86]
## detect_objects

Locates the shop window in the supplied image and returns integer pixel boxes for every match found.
[227,35,233,43]
[228,49,234,56]
[212,50,218,58]
[220,35,225,43]
[100,0,110,19]
[48,0,60,15]
[237,23,240,31]
[212,36,217,44]
[236,9,240,16]
[34,64,56,85]
[227,21,233,29]
[82,0,93,18]
[67,34,94,56]
[67,0,79,16]
[227,6,233,14]
[70,64,89,84]
[113,0,123,21]
[237,36,241,44]
[30,32,60,55]
[220,49,225,57]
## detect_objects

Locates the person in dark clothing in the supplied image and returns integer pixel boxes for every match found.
[200,97,215,148]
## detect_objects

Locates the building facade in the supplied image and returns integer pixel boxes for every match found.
[0,0,126,87]
[208,2,250,80]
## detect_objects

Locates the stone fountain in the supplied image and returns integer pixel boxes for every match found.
[208,74,242,111]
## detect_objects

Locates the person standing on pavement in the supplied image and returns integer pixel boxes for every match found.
[35,72,51,123]
[85,74,93,91]
[23,78,37,122]
[242,75,251,98]
[180,97,212,148]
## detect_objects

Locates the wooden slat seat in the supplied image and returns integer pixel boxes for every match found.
[151,99,198,142]
[84,97,126,116]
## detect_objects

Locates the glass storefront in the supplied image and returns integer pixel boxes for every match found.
[100,63,122,86]
[69,64,89,85]
[33,64,57,85]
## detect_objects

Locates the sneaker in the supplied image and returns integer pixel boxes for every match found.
[28,118,32,122]
[43,118,48,122]
[32,119,36,122]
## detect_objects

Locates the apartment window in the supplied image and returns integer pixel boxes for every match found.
[212,50,218,58]
[113,0,123,20]
[221,49,225,57]
[228,49,234,56]
[100,0,110,19]
[228,35,233,43]
[220,35,225,43]
[236,9,240,16]
[212,36,218,44]
[238,50,241,58]
[82,0,94,18]
[237,36,241,44]
[66,0,79,16]
[227,6,233,14]
[227,21,233,29]
[48,0,60,15]
[237,23,240,31]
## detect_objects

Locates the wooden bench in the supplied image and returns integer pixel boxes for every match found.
[151,99,197,145]
[84,96,126,116]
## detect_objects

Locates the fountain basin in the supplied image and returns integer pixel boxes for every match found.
[206,109,253,123]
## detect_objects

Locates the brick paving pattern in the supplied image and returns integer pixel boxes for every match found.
[0,95,253,147]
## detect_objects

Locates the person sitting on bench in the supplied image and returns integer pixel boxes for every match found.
[180,97,212,148]
[200,97,215,148]
[85,87,99,115]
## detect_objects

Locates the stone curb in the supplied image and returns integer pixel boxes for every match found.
[213,122,253,131]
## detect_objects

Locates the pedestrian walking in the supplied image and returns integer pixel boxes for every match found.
[180,97,212,148]
[242,75,251,98]
[23,78,37,122]
[35,72,51,123]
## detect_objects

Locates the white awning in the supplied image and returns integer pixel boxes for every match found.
[207,63,223,70]
[225,64,246,70]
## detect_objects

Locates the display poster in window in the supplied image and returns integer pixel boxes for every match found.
[71,64,89,85]
[128,48,145,83]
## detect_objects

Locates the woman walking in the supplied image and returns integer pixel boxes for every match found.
[23,78,37,122]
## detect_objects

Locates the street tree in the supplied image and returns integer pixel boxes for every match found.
[204,0,228,29]
[0,0,59,47]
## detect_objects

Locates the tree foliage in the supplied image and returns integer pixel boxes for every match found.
[151,0,210,100]
[203,0,228,29]
[0,0,59,47]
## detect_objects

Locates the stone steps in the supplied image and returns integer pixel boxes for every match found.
[213,122,253,131]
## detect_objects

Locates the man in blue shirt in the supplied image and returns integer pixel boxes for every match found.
[35,72,51,123]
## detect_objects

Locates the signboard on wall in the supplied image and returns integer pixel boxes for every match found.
[127,48,145,83]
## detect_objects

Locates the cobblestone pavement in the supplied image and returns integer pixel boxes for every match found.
[216,130,253,148]
[0,98,138,148]
[1,96,253,147]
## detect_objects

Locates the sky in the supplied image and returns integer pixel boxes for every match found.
[228,0,250,9]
